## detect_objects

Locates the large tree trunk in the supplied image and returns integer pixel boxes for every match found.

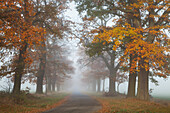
[109,70,116,95]
[47,77,52,92]
[127,54,137,98]
[137,58,149,100]
[13,44,27,94]
[97,78,101,92]
[13,73,22,94]
[36,37,46,94]
[57,83,60,91]
[103,78,105,92]
[36,74,44,94]
[100,53,117,95]
[109,76,116,95]
[36,53,46,93]
[13,0,29,94]
[52,79,56,92]
[127,74,136,97]
[117,83,120,93]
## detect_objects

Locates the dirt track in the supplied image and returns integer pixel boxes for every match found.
[42,92,101,113]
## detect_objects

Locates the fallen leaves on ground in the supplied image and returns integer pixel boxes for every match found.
[0,92,70,113]
[94,96,170,113]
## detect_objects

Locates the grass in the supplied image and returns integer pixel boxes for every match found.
[153,96,170,100]
[88,93,170,113]
[0,91,70,113]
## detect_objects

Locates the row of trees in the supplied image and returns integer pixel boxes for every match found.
[0,0,74,94]
[75,0,169,100]
[78,44,128,93]
[80,55,127,93]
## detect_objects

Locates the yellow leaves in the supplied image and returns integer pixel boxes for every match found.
[92,25,127,48]
[90,11,169,76]
[122,31,168,74]
[118,36,124,40]
[112,45,116,51]
[115,40,120,45]
[154,42,160,46]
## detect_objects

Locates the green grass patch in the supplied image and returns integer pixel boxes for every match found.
[153,96,170,100]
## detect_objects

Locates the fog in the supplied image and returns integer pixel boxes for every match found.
[63,1,170,98]
[0,43,170,97]
[0,1,169,99]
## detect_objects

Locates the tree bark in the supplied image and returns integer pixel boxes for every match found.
[36,74,44,94]
[127,54,137,98]
[36,54,46,94]
[127,74,136,97]
[109,76,116,95]
[117,83,120,93]
[13,72,22,94]
[137,58,149,100]
[47,77,52,92]
[57,83,60,91]
[100,53,117,95]
[136,9,154,101]
[52,79,56,92]
[103,78,105,92]
[13,44,27,94]
[13,0,29,94]
[97,78,101,92]
[36,36,46,94]
[109,70,116,95]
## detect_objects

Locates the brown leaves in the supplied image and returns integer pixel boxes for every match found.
[1,0,46,50]
[94,97,112,113]
[27,95,70,113]
[0,93,70,113]
[94,96,170,113]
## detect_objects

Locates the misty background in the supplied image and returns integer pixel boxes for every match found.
[0,1,169,98]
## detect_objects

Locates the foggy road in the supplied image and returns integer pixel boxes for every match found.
[42,92,101,113]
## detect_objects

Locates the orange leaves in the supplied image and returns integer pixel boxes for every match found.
[125,36,168,75]
[94,97,112,113]
[27,26,46,48]
[92,25,127,52]
[1,0,46,48]
[0,0,47,74]
[92,17,169,77]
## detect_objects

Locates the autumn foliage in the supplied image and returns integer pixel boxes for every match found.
[1,0,73,94]
[0,0,45,72]
[94,23,169,77]
[1,0,45,49]
[75,0,169,100]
